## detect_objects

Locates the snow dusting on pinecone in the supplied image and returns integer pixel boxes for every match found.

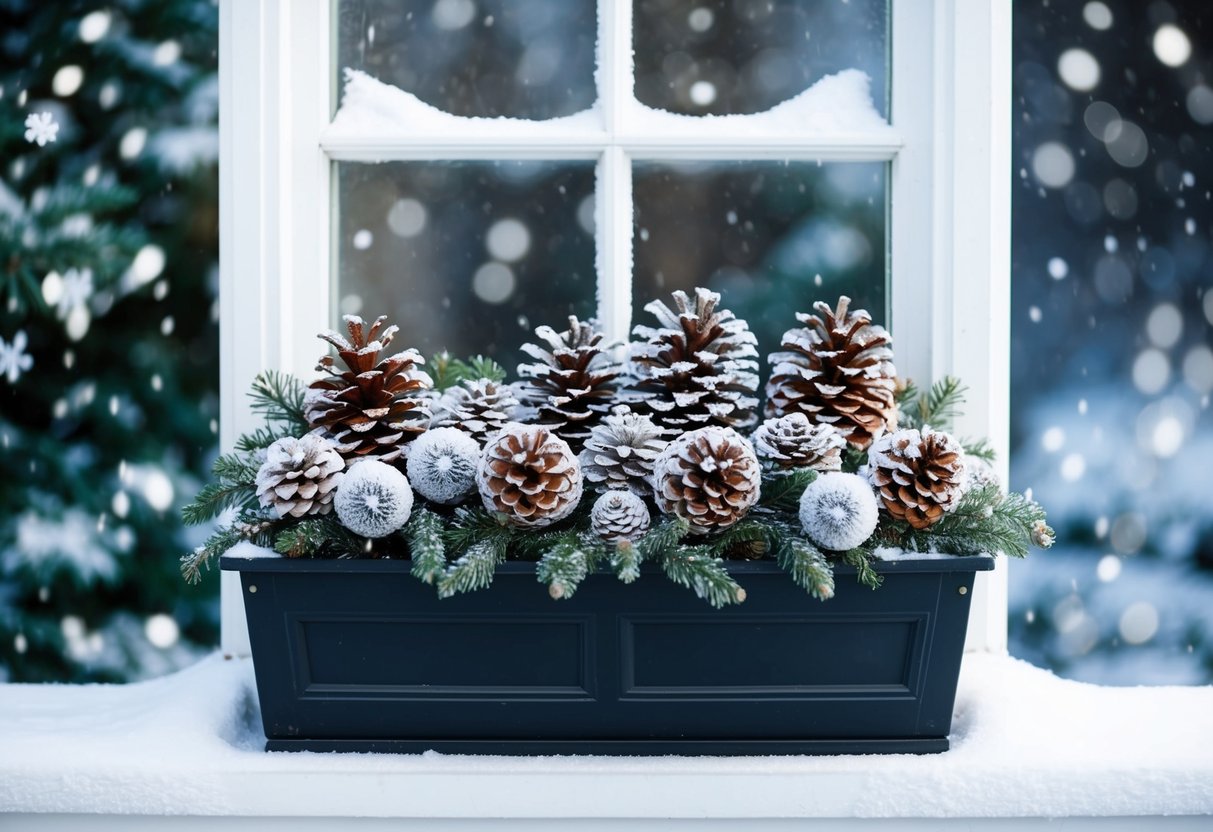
[651,425,761,534]
[590,490,652,543]
[579,409,669,495]
[255,434,345,518]
[865,427,966,529]
[334,459,414,538]
[405,426,480,505]
[798,472,879,551]
[752,412,846,472]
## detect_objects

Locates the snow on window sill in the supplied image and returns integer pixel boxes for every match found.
[1,653,1210,819]
[320,69,901,156]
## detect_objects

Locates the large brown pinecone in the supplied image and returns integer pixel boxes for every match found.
[477,424,583,528]
[254,434,345,519]
[516,316,622,452]
[652,426,762,534]
[765,296,897,451]
[579,410,669,495]
[307,315,432,463]
[865,427,966,529]
[431,378,520,446]
[752,412,846,472]
[623,288,760,434]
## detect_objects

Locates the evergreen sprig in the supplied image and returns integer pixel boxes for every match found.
[773,532,836,601]
[895,484,1049,559]
[635,517,690,563]
[180,515,275,584]
[758,468,818,512]
[437,540,507,598]
[661,547,747,609]
[537,534,595,600]
[249,370,309,432]
[406,509,447,585]
[428,352,509,391]
[610,541,642,584]
[180,451,259,525]
[842,548,883,590]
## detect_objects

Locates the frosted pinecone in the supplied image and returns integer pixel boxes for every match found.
[334,459,414,538]
[752,413,846,472]
[865,427,966,529]
[431,378,520,446]
[652,425,762,534]
[406,426,481,505]
[255,434,346,519]
[591,490,652,543]
[579,410,669,496]
[799,472,879,551]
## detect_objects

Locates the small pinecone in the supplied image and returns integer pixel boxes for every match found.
[477,424,583,528]
[623,288,760,434]
[432,378,520,446]
[652,426,762,534]
[516,316,622,452]
[752,412,846,472]
[255,434,346,519]
[579,410,669,495]
[765,296,897,451]
[591,491,652,543]
[865,427,966,529]
[307,315,432,463]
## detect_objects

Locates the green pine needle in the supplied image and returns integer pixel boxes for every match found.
[537,534,593,600]
[758,468,817,512]
[249,370,309,432]
[437,541,506,598]
[635,517,690,563]
[610,540,642,584]
[842,548,883,590]
[661,547,747,609]
[774,533,836,600]
[406,509,448,584]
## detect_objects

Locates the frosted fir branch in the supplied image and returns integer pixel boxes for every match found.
[272,516,348,558]
[635,517,690,563]
[180,471,257,525]
[661,547,747,609]
[900,376,966,432]
[757,468,818,513]
[249,370,309,432]
[436,541,505,598]
[443,507,516,553]
[894,484,1050,559]
[610,540,641,584]
[406,509,447,585]
[537,535,592,600]
[707,518,770,559]
[235,426,295,453]
[774,533,835,601]
[842,547,882,590]
[180,514,276,583]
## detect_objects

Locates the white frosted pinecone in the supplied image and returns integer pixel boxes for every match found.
[590,490,652,543]
[579,410,669,495]
[406,426,481,505]
[255,434,345,519]
[431,378,520,446]
[334,459,414,538]
[752,412,846,472]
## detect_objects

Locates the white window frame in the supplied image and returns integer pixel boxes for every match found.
[218,0,1010,658]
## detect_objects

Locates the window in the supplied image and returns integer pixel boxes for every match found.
[219,0,1011,655]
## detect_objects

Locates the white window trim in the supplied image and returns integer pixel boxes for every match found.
[218,0,1011,658]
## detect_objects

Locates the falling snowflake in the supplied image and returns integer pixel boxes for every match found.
[23,111,59,146]
[55,268,93,319]
[0,330,33,383]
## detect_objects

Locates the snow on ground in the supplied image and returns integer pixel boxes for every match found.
[0,652,1210,818]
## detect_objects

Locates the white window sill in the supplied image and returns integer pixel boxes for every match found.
[1,652,1210,827]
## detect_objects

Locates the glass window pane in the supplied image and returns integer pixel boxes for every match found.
[632,161,887,378]
[335,161,597,361]
[335,0,597,119]
[633,0,889,117]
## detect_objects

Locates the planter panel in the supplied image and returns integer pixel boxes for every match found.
[222,554,994,755]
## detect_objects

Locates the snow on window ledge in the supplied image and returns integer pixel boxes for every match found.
[1,653,1210,819]
[322,68,900,146]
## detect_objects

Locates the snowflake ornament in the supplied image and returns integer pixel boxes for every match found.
[0,330,34,384]
[799,472,879,552]
[24,112,59,146]
[334,459,414,538]
[406,426,480,505]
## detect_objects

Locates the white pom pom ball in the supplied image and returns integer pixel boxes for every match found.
[406,427,481,505]
[335,459,414,538]
[799,472,879,551]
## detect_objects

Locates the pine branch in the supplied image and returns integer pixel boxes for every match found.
[706,518,770,559]
[437,540,506,598]
[896,379,920,407]
[537,534,595,600]
[961,437,997,462]
[180,516,275,584]
[897,484,1050,559]
[610,540,642,584]
[273,517,335,558]
[236,426,293,453]
[443,507,516,553]
[406,509,447,584]
[916,376,966,431]
[774,533,835,600]
[758,468,817,512]
[428,351,463,392]
[635,517,690,562]
[661,547,747,608]
[249,370,309,431]
[462,355,508,384]
[181,451,259,525]
[842,548,883,590]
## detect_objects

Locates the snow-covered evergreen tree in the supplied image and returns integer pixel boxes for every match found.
[0,0,219,682]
